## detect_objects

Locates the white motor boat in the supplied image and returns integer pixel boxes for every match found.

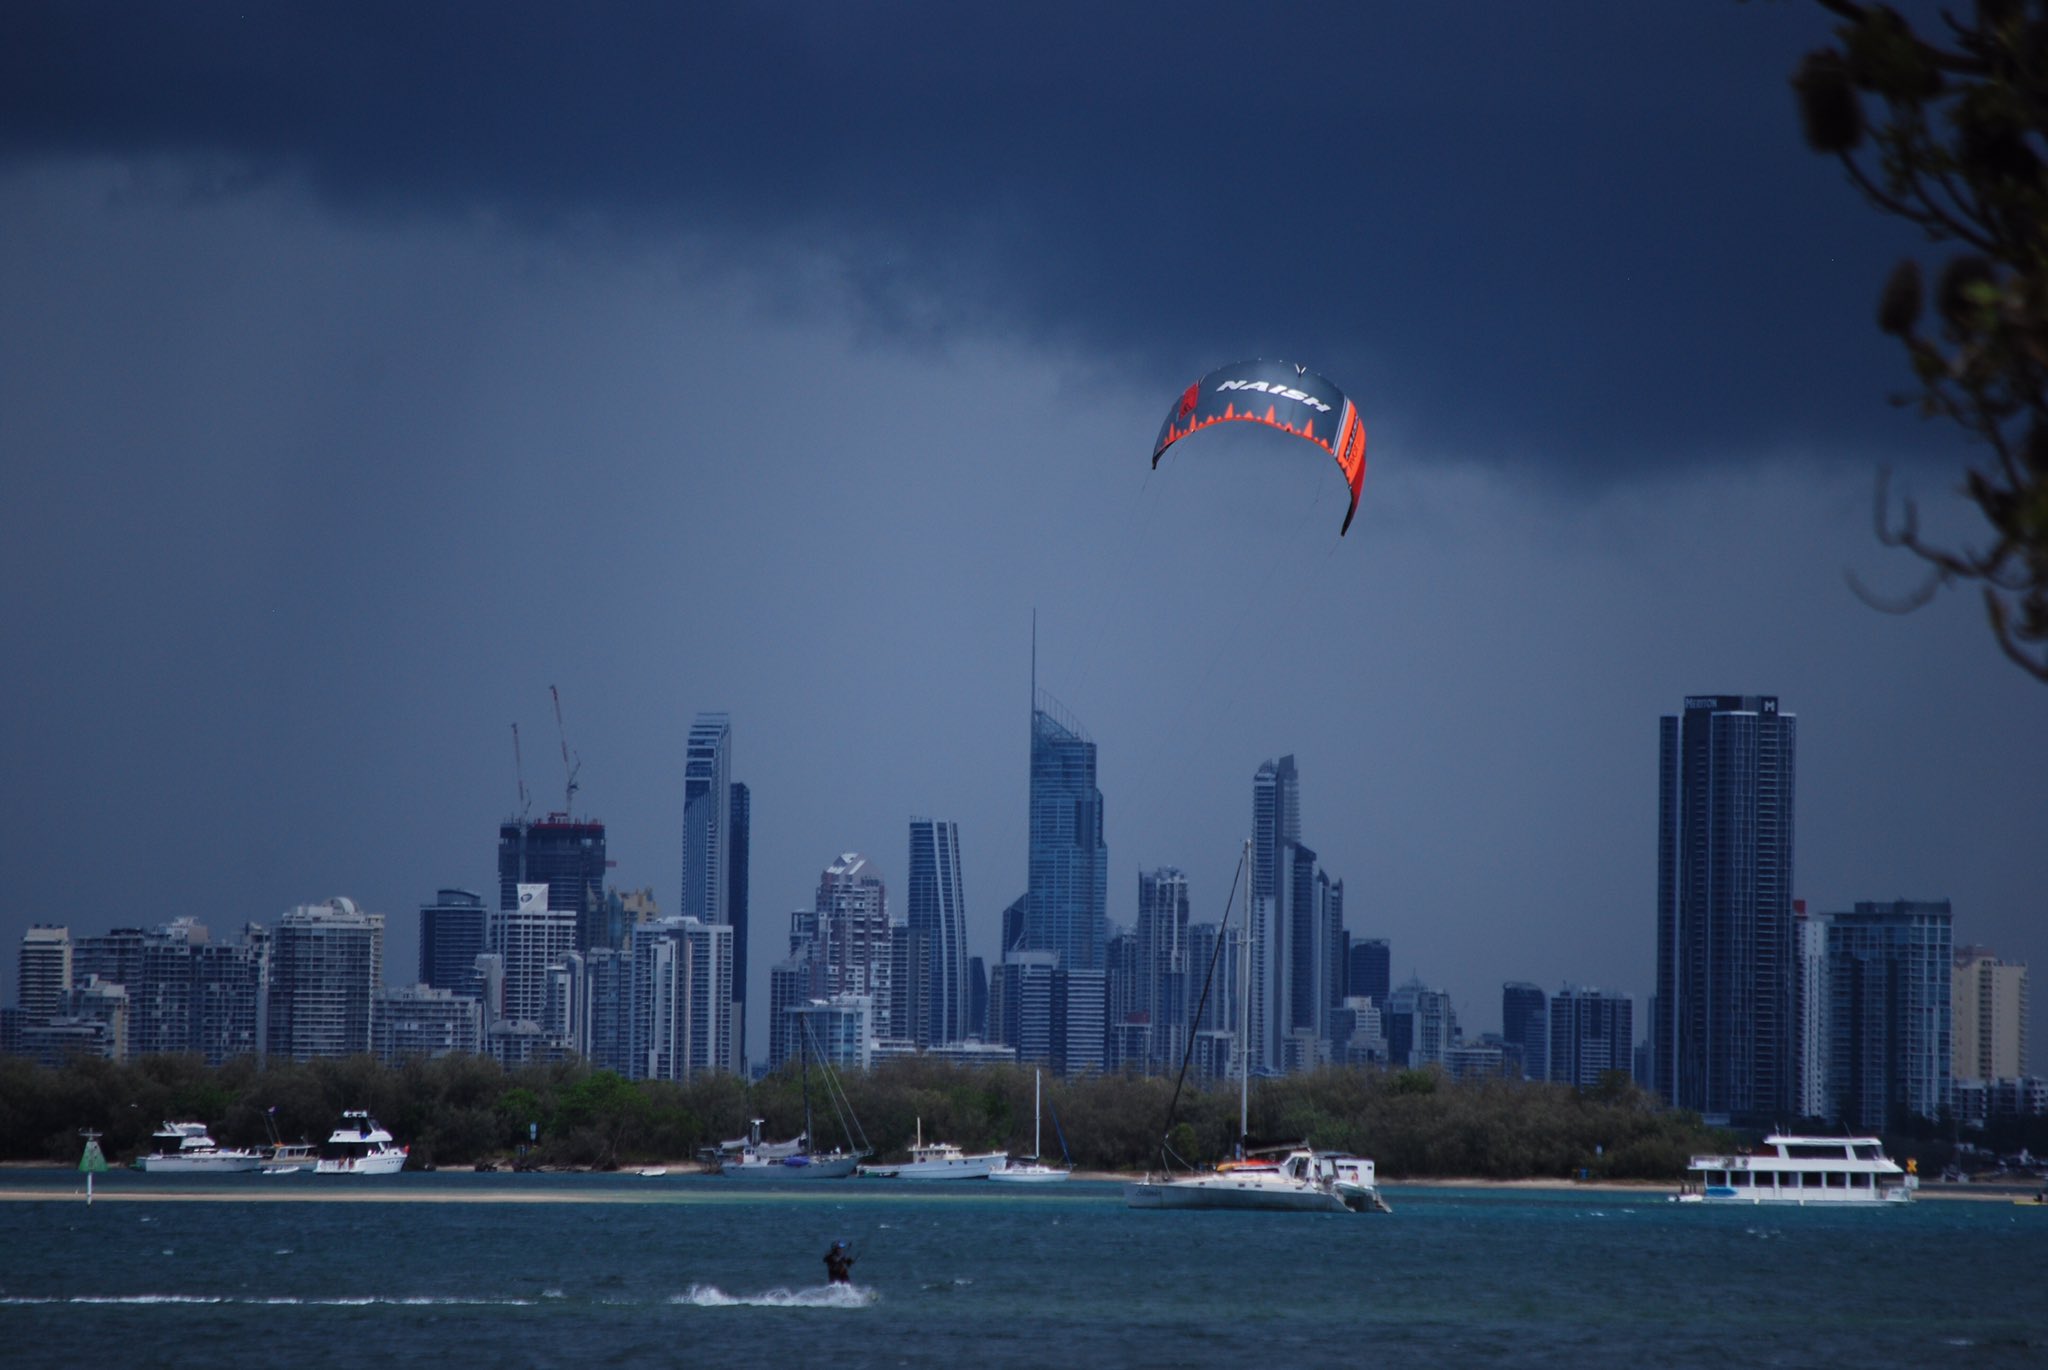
[313,1111,408,1175]
[136,1122,265,1174]
[990,1070,1072,1184]
[1679,1134,1917,1204]
[861,1119,1007,1180]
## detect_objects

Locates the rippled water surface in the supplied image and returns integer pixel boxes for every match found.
[2,1170,2042,1368]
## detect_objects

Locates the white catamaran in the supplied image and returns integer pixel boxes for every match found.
[1126,839,1384,1214]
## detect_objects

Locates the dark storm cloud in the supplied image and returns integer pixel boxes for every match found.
[0,1,1928,478]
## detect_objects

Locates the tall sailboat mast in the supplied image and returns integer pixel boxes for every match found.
[1237,836,1252,1160]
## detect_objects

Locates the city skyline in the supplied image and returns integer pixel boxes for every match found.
[2,5,2044,1058]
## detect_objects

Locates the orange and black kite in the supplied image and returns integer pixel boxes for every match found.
[1152,359,1368,534]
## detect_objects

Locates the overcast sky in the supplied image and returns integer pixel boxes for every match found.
[4,2,2042,1056]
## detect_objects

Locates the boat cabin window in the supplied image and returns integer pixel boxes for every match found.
[1786,1144,1845,1161]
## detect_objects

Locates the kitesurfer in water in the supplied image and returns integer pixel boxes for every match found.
[823,1241,855,1284]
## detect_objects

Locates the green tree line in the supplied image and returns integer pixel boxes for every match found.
[0,1053,1731,1180]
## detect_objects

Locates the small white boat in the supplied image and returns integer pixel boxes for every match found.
[636,1166,669,1178]
[861,1119,1006,1180]
[262,1142,317,1172]
[136,1123,265,1174]
[313,1111,408,1175]
[1328,1154,1390,1212]
[260,1111,317,1172]
[1678,1133,1917,1205]
[990,1070,1072,1184]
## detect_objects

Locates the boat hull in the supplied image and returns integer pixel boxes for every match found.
[864,1153,1007,1180]
[139,1152,265,1174]
[314,1149,407,1175]
[988,1164,1072,1184]
[722,1153,863,1179]
[1124,1177,1348,1213]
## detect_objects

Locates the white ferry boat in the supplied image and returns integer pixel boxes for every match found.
[136,1122,265,1174]
[313,1111,409,1175]
[1679,1133,1917,1205]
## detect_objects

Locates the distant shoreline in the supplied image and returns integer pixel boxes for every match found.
[1,1170,2030,1203]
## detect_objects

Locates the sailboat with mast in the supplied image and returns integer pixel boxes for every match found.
[1125,839,1366,1213]
[990,1069,1072,1183]
[722,1014,871,1178]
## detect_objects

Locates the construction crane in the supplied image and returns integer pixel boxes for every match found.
[510,722,531,819]
[550,684,581,820]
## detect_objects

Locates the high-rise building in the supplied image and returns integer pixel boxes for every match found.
[1348,938,1390,1005]
[267,898,382,1062]
[1250,756,1300,1072]
[489,882,577,1046]
[1656,693,1797,1124]
[1548,986,1634,1089]
[498,818,607,954]
[1384,978,1457,1069]
[69,919,268,1064]
[889,924,929,1049]
[628,915,735,1079]
[1954,946,2030,1082]
[814,852,892,1029]
[17,925,71,1018]
[679,712,740,1065]
[1826,899,1952,1130]
[1025,691,1108,973]
[787,994,873,1072]
[992,950,1058,1067]
[1502,981,1549,1083]
[372,983,482,1063]
[1136,868,1190,1072]
[581,946,633,1075]
[1792,902,1831,1119]
[1252,755,1301,909]
[908,817,971,1047]
[1057,967,1107,1075]
[1186,920,1237,1039]
[967,956,989,1040]
[728,780,750,1067]
[680,712,733,927]
[1277,842,1343,1066]
[418,889,486,994]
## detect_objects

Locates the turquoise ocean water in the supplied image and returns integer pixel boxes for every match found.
[2,1169,2043,1368]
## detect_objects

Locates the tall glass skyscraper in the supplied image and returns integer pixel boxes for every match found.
[680,713,732,928]
[728,780,750,1066]
[907,817,970,1047]
[1826,899,1952,1130]
[1025,691,1107,972]
[1656,694,1797,1124]
[1251,756,1301,1071]
[418,888,486,993]
[680,711,743,1069]
[1501,980,1549,1082]
[1136,867,1190,1070]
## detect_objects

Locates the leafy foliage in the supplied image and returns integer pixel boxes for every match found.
[1795,0,2048,681]
[0,1054,1730,1180]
